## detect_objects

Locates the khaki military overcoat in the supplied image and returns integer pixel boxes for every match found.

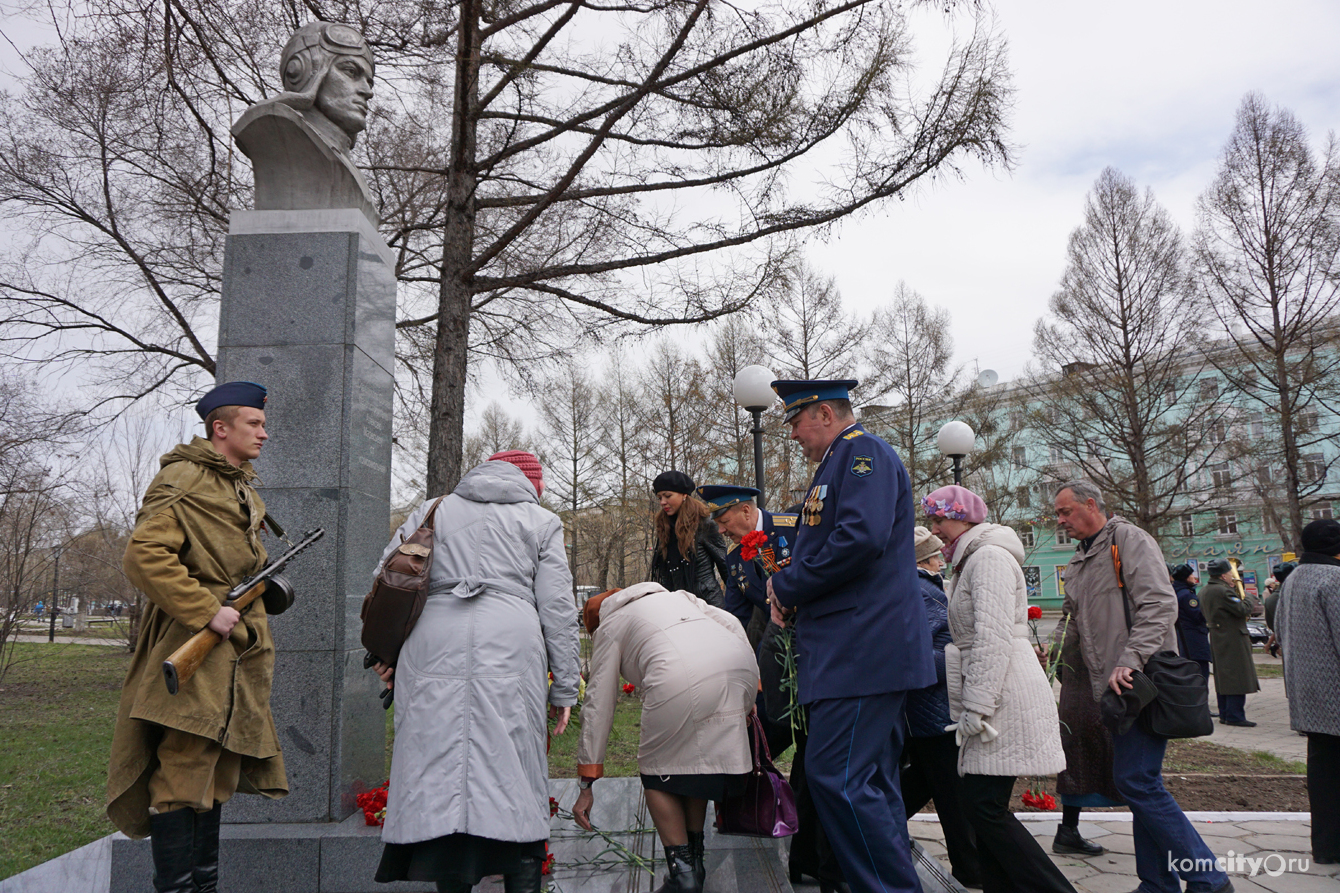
[106,437,287,838]
[1199,579,1260,696]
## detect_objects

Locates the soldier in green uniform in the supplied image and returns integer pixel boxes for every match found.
[106,382,288,893]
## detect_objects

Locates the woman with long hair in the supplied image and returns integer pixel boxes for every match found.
[649,471,728,608]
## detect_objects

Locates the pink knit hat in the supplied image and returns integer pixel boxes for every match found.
[489,450,544,496]
[921,485,988,524]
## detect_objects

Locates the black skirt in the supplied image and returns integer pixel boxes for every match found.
[375,833,546,885]
[640,772,749,801]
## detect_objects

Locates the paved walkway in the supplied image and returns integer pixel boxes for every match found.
[1206,655,1305,764]
[908,814,1335,893]
[11,634,123,647]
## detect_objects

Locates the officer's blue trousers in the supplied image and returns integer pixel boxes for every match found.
[805,693,919,893]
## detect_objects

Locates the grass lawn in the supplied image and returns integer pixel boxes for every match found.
[0,643,131,880]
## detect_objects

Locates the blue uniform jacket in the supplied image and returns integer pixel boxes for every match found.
[1174,579,1212,661]
[769,423,936,703]
[723,510,799,628]
[905,569,953,737]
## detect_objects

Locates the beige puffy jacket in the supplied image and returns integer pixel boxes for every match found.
[945,523,1066,777]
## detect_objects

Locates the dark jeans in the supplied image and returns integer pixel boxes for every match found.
[1111,721,1228,893]
[1216,694,1247,724]
[1310,733,1340,860]
[900,733,981,887]
[956,774,1074,893]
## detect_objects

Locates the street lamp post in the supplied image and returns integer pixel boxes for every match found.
[47,544,61,644]
[733,365,777,511]
[936,420,976,485]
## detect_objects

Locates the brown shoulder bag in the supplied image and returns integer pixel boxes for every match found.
[361,496,447,672]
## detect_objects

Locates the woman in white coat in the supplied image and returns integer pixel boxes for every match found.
[371,451,581,893]
[571,581,758,893]
[923,485,1075,893]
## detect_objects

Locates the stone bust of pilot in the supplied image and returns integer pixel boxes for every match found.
[232,22,379,225]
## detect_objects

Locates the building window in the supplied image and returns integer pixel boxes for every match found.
[1250,413,1264,439]
[1018,527,1035,549]
[1012,445,1027,468]
[1163,379,1178,403]
[1211,462,1233,490]
[1180,513,1195,537]
[1256,464,1273,488]
[1297,410,1319,434]
[1313,502,1334,521]
[1302,453,1326,483]
[1208,420,1228,444]
[1009,410,1024,429]
[1055,527,1072,546]
[1216,510,1237,535]
[1016,485,1031,508]
[1198,379,1219,400]
[1049,445,1066,464]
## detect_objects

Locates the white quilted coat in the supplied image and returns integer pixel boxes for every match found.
[944,523,1066,777]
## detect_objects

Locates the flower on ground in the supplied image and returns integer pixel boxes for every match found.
[356,783,389,826]
[622,682,635,694]
[1021,787,1057,811]
[740,530,768,561]
[1028,605,1043,620]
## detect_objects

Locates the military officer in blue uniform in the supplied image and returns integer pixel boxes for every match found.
[765,379,935,893]
[697,485,798,629]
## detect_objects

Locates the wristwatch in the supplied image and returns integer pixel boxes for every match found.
[579,777,595,790]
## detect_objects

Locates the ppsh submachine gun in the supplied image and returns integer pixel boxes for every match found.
[163,528,325,695]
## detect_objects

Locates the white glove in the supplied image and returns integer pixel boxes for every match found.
[945,711,1000,747]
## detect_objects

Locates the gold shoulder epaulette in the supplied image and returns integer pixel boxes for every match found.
[843,429,865,440]
[727,542,739,553]
[773,514,799,527]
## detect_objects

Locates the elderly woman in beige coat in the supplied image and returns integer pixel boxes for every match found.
[923,485,1075,893]
[572,581,758,893]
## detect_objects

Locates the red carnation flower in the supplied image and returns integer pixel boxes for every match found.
[622,682,635,694]
[1027,605,1043,620]
[740,530,768,561]
[550,796,560,817]
[542,842,555,875]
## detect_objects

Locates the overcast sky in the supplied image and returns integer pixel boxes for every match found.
[5,0,1340,428]
[806,0,1340,385]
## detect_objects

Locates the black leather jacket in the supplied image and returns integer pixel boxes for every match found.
[649,518,729,608]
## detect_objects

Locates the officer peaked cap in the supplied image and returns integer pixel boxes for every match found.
[771,379,858,422]
[697,485,760,514]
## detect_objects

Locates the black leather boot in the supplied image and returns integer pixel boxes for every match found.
[1053,823,1105,856]
[148,808,197,893]
[686,831,705,889]
[192,803,221,893]
[503,855,544,893]
[654,844,701,893]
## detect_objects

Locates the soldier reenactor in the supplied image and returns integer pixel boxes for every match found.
[107,382,289,893]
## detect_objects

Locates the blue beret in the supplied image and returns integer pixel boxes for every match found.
[697,485,760,514]
[771,379,858,421]
[196,381,268,420]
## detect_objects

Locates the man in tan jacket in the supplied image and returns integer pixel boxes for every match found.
[107,382,288,893]
[1054,480,1232,893]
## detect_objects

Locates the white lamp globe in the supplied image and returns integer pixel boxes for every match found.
[936,420,976,457]
[733,365,778,410]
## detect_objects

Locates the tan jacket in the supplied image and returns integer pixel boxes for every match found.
[1059,516,1179,702]
[578,582,757,778]
[107,438,287,838]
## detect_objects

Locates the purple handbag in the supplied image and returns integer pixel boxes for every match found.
[714,713,799,838]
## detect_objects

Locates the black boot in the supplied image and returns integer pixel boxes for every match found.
[686,831,705,889]
[654,844,701,893]
[1053,823,1105,856]
[503,855,544,893]
[436,884,473,893]
[193,804,221,893]
[148,808,197,893]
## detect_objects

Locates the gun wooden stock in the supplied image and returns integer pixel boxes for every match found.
[162,581,266,695]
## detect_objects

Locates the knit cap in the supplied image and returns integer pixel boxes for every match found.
[914,526,944,563]
[489,450,544,495]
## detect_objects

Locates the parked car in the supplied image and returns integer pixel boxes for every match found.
[1246,619,1270,648]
